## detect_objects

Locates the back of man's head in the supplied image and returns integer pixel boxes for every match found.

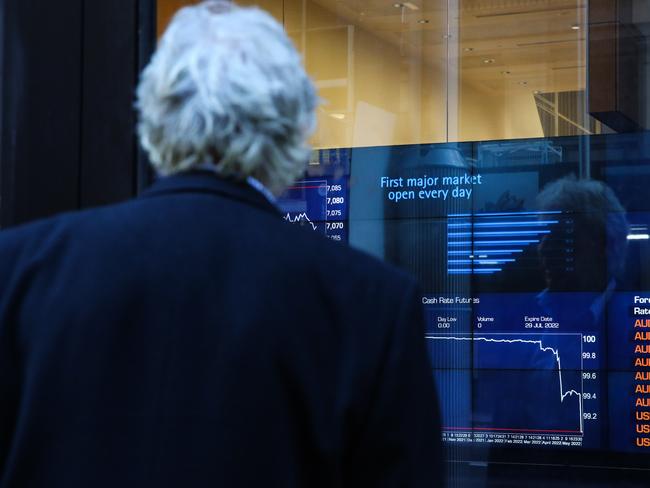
[136,1,317,194]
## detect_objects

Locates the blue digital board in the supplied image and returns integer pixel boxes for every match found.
[278,133,650,470]
[277,148,349,243]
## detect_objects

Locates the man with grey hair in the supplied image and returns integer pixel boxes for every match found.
[0,2,442,487]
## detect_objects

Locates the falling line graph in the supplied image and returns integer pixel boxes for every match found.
[283,212,318,230]
[426,334,584,433]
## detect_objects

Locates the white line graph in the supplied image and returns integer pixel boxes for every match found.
[426,334,584,433]
[283,212,318,230]
[280,179,329,233]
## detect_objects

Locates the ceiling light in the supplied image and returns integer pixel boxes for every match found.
[483,58,495,64]
[463,47,474,52]
[393,3,402,8]
[402,2,419,10]
[501,70,511,75]
[519,81,528,85]
[533,90,541,94]
[571,24,580,30]
[329,113,345,120]
[418,19,430,24]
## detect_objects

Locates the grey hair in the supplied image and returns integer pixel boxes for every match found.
[536,176,629,277]
[136,1,317,193]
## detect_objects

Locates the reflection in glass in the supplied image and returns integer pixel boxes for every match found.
[155,1,650,486]
[160,0,602,148]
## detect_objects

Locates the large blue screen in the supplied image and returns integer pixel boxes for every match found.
[278,133,650,472]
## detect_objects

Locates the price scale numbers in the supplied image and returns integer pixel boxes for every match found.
[277,149,350,243]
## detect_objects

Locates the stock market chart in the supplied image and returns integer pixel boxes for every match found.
[279,140,650,471]
[277,149,349,243]
[425,293,600,449]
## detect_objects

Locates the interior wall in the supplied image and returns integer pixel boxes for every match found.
[282,0,448,149]
[157,0,552,149]
[503,91,545,139]
[459,82,505,142]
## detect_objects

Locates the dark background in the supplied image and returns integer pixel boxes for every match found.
[0,0,156,228]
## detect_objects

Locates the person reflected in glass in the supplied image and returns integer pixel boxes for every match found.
[536,176,629,320]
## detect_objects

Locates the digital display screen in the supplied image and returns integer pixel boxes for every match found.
[277,149,350,243]
[278,133,650,471]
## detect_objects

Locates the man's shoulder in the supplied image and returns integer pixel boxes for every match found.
[0,211,73,254]
[0,201,138,268]
[0,203,119,244]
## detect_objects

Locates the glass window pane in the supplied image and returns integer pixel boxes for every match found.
[457,1,589,141]
[155,1,650,486]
